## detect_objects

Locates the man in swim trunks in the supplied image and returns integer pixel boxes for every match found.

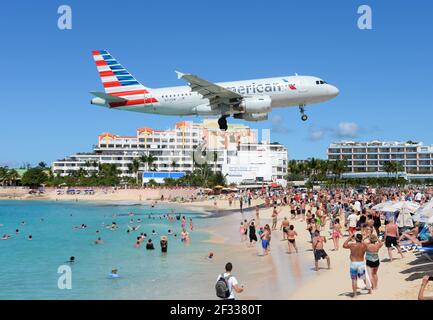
[312,230,330,271]
[280,217,290,240]
[343,233,371,297]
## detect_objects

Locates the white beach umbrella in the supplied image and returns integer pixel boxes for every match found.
[372,201,420,213]
[396,208,414,228]
[372,201,395,211]
[412,201,433,224]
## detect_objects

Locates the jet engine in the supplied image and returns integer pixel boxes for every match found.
[238,95,272,113]
[234,112,268,122]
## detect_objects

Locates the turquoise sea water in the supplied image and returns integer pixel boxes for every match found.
[0,201,219,299]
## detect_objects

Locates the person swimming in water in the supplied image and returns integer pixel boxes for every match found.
[181,228,190,242]
[95,237,103,245]
[66,256,75,263]
[1,234,11,240]
[108,268,120,279]
[28,235,33,241]
[146,239,155,250]
[127,225,141,232]
[160,236,168,253]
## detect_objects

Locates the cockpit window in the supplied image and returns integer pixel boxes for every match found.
[316,80,328,85]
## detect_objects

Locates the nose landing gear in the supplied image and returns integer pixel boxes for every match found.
[218,115,229,131]
[299,104,308,121]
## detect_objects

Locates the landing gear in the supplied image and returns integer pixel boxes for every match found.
[299,104,308,121]
[218,115,228,131]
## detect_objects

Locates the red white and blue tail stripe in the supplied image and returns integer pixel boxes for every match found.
[91,50,157,107]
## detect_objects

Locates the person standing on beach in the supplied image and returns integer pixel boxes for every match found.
[312,230,330,271]
[215,262,244,300]
[271,206,280,231]
[365,234,383,290]
[280,217,290,240]
[260,225,271,255]
[384,217,404,261]
[331,218,343,251]
[287,225,298,253]
[343,233,371,297]
[248,220,258,246]
[347,210,358,237]
[239,222,246,242]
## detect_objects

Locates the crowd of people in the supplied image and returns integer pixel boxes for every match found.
[228,186,433,299]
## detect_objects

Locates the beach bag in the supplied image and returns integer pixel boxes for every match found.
[215,274,232,299]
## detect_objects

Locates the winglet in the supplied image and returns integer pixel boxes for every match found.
[175,70,185,79]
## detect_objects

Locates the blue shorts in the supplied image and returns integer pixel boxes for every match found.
[262,239,269,249]
[350,261,366,280]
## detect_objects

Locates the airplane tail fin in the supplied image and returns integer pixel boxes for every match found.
[91,50,151,97]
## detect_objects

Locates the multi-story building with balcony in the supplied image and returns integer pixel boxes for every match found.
[327,140,433,179]
[52,119,288,186]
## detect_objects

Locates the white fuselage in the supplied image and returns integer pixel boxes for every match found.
[92,75,339,116]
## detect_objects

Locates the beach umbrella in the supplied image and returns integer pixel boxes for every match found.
[372,201,395,211]
[412,201,433,224]
[396,208,414,228]
[372,201,420,213]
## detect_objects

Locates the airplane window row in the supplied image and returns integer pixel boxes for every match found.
[162,93,194,98]
[316,80,327,85]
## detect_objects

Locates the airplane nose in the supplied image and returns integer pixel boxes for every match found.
[328,85,339,97]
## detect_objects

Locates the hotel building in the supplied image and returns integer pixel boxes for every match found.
[327,140,433,179]
[52,120,288,186]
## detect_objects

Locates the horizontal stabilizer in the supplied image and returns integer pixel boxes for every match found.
[90,91,127,102]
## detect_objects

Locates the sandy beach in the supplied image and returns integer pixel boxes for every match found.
[1,187,431,300]
[179,198,432,300]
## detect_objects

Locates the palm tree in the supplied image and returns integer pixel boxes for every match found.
[38,162,47,168]
[0,167,7,185]
[382,161,393,177]
[7,169,20,186]
[171,160,177,172]
[130,158,141,184]
[139,155,148,171]
[329,160,347,181]
[147,154,156,171]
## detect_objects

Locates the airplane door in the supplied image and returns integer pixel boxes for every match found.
[144,93,155,111]
[298,77,308,94]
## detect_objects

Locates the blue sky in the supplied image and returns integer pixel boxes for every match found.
[0,0,432,167]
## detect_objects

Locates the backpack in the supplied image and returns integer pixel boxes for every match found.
[215,274,232,299]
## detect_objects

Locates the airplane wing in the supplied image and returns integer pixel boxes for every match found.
[175,71,243,108]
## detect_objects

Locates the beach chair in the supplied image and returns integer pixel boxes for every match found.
[418,246,433,262]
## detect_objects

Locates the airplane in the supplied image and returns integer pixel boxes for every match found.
[90,50,339,131]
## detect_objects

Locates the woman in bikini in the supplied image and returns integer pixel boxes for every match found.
[332,218,343,251]
[287,225,298,253]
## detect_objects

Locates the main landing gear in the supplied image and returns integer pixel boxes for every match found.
[218,115,229,131]
[299,104,308,121]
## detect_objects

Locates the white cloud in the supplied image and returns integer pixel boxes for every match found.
[271,115,292,134]
[308,128,327,141]
[336,122,360,138]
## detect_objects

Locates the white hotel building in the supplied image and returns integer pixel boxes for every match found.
[327,140,433,179]
[52,120,288,186]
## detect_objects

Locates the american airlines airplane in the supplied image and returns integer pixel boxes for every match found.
[90,50,339,131]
